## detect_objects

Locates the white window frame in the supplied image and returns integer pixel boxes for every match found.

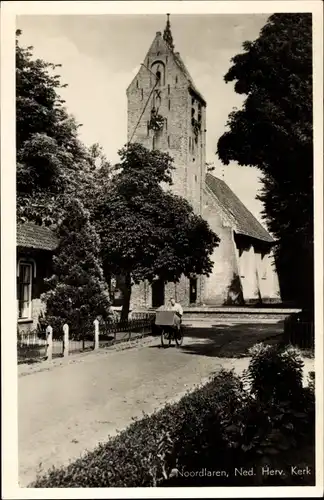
[17,259,35,321]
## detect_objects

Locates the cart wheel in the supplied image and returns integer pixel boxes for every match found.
[161,329,171,348]
[175,327,184,347]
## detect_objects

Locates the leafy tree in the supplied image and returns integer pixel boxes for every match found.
[42,198,111,331]
[217,14,313,307]
[16,30,94,226]
[95,142,220,320]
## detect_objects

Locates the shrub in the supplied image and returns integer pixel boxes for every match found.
[246,343,304,404]
[221,344,315,485]
[30,346,315,488]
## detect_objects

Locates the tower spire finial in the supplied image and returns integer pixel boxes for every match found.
[163,13,174,51]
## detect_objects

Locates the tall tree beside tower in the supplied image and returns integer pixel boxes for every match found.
[217,14,313,307]
[16,30,97,227]
[95,143,219,320]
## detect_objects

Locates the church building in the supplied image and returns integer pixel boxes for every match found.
[125,15,281,308]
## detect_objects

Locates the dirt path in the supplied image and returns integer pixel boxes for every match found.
[18,322,314,487]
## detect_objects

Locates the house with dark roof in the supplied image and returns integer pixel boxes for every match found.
[125,15,281,308]
[17,223,59,331]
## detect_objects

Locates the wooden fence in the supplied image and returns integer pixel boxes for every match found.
[17,312,156,365]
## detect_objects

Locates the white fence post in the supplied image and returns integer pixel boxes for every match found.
[45,325,53,362]
[94,319,99,350]
[63,323,69,357]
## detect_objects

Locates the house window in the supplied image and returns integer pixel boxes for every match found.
[18,262,32,319]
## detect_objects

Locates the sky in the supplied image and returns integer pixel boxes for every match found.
[17,13,270,224]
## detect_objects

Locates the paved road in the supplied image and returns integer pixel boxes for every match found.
[18,320,314,486]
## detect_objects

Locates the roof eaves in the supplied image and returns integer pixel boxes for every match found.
[205,173,274,244]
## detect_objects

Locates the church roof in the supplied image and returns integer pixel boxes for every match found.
[17,223,59,251]
[205,173,274,243]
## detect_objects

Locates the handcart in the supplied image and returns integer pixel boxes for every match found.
[155,310,184,348]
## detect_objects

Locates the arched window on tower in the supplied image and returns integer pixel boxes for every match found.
[151,61,165,86]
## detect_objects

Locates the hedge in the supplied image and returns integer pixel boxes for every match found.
[31,345,315,488]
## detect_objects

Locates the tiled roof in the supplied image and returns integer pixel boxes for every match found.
[173,52,206,105]
[17,223,59,251]
[206,173,274,243]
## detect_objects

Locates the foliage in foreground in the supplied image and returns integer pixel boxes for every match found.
[31,344,315,488]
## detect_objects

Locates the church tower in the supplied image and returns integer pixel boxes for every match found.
[125,15,281,310]
[127,14,206,215]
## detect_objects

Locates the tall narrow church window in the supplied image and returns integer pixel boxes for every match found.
[151,61,165,86]
[165,118,168,130]
[189,137,191,151]
[167,135,170,147]
[136,80,139,88]
[152,279,165,308]
[189,277,197,304]
[152,135,156,150]
[168,99,171,110]
[175,75,178,84]
[141,88,144,100]
[168,84,170,95]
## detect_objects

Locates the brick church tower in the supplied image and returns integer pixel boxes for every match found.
[126,15,281,310]
[127,14,206,216]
